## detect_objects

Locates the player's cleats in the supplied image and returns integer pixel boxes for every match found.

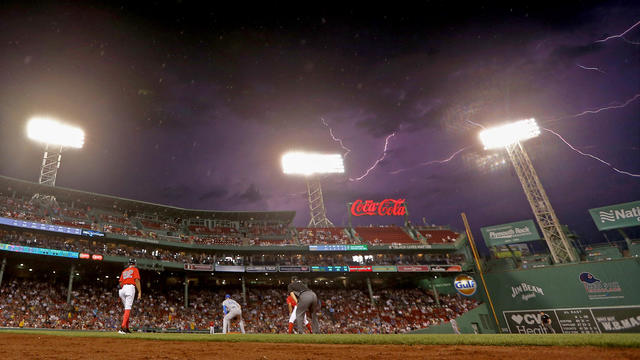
[124,328,131,333]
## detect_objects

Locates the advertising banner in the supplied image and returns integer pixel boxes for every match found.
[311,266,349,272]
[184,264,214,271]
[504,306,640,334]
[481,220,540,247]
[245,266,278,273]
[0,243,79,259]
[82,229,105,237]
[350,199,406,216]
[348,266,372,272]
[589,201,640,231]
[397,265,430,272]
[372,265,397,272]
[0,216,83,236]
[591,306,640,333]
[214,265,244,272]
[309,244,368,251]
[388,244,432,250]
[278,266,310,272]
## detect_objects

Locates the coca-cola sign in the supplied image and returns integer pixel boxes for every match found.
[351,199,406,216]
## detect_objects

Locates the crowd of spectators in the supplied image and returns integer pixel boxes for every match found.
[0,277,478,333]
[0,228,467,267]
[0,195,462,248]
[296,228,353,245]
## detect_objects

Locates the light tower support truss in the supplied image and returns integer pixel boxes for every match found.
[31,144,64,206]
[38,144,64,187]
[505,142,577,264]
[306,178,334,228]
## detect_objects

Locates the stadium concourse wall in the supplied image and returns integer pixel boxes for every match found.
[411,303,497,334]
[484,257,640,334]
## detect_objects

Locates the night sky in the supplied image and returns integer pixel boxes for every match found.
[0,1,638,247]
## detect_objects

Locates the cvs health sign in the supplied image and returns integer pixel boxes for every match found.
[351,199,406,216]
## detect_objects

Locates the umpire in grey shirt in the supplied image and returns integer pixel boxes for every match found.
[288,278,320,334]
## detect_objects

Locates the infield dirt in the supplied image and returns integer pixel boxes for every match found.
[1,334,640,360]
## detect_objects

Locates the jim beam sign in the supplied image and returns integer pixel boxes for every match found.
[511,282,545,302]
[589,201,640,231]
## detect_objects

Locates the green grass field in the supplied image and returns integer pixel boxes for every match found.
[2,329,639,347]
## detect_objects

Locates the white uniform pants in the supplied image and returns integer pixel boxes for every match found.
[289,305,309,325]
[118,284,136,310]
[223,308,245,334]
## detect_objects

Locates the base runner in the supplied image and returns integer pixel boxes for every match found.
[222,294,245,334]
[118,258,141,334]
[287,294,312,334]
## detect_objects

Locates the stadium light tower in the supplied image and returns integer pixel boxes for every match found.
[281,152,344,227]
[26,116,85,206]
[479,118,577,264]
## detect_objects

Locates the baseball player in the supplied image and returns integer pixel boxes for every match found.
[118,258,141,334]
[222,294,245,334]
[209,320,215,334]
[287,277,320,334]
[539,311,556,334]
[287,294,312,334]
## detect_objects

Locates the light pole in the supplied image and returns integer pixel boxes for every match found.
[27,116,85,206]
[281,152,344,228]
[479,119,577,264]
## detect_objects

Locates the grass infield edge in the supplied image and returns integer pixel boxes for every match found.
[1,330,639,348]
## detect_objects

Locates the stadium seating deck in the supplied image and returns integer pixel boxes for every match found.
[418,230,459,244]
[354,226,418,244]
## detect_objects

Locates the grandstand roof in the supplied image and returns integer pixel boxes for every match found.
[0,175,295,222]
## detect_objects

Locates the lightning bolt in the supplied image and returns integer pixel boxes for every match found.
[576,64,606,74]
[389,147,469,175]
[465,120,486,129]
[320,117,352,158]
[543,128,640,178]
[549,93,640,122]
[349,132,396,181]
[594,20,640,44]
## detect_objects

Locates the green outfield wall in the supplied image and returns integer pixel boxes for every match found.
[484,258,640,334]
[412,303,497,334]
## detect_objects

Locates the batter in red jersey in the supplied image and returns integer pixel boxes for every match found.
[287,294,312,334]
[118,258,141,334]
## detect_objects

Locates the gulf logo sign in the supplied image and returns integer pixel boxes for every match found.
[454,274,477,296]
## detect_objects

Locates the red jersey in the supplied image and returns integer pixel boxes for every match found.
[286,295,297,307]
[119,266,140,285]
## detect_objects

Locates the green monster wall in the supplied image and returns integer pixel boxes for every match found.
[484,258,640,334]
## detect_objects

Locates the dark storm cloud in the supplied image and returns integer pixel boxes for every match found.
[551,43,604,63]
[0,0,638,250]
[198,186,228,201]
[231,183,263,204]
[159,184,192,200]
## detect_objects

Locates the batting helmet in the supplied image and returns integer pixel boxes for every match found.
[128,258,137,265]
[225,294,231,299]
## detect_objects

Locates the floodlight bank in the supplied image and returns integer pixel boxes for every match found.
[27,117,85,148]
[281,152,345,176]
[479,118,540,150]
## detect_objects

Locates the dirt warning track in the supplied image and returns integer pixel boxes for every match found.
[1,334,640,360]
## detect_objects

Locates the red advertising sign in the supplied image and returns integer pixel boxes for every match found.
[397,265,430,272]
[446,265,462,272]
[184,264,214,271]
[91,254,103,261]
[351,199,406,216]
[348,266,373,272]
[79,253,90,259]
